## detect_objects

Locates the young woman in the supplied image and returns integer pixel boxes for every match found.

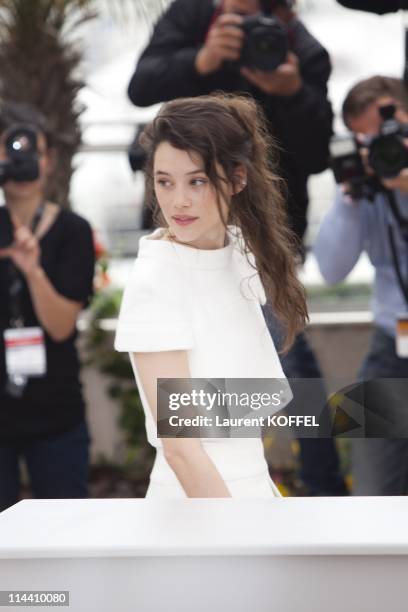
[0,102,95,511]
[115,93,308,498]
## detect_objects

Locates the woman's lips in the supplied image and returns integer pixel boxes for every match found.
[172,216,198,226]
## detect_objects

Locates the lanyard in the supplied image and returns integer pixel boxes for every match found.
[383,189,408,308]
[4,203,46,398]
[7,203,45,328]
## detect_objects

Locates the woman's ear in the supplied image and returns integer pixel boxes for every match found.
[232,164,248,195]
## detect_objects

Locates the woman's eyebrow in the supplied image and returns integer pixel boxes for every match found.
[154,168,205,176]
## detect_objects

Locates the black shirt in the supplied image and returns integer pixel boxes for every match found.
[0,208,95,442]
[127,0,333,242]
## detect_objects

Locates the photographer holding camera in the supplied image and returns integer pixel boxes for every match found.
[0,102,95,512]
[314,76,408,496]
[127,0,349,496]
[128,0,333,244]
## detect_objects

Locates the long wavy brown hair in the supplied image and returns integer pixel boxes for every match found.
[139,93,308,353]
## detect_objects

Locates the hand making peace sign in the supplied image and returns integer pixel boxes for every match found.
[0,210,41,278]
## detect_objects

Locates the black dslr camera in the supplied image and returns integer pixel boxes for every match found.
[330,104,408,199]
[240,13,289,71]
[0,125,40,247]
[237,0,293,71]
[0,125,40,186]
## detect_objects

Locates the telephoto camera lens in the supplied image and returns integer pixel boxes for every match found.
[241,14,289,71]
[4,126,40,183]
[9,133,32,155]
[369,135,408,179]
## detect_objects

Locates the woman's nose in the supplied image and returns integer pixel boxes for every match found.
[173,185,192,208]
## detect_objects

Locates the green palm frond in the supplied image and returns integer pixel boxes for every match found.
[0,0,171,207]
[0,0,97,206]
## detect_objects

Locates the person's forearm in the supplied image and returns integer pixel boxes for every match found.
[314,192,364,284]
[166,448,232,498]
[132,349,232,497]
[25,265,79,341]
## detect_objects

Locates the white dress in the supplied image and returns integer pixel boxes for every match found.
[114,225,292,498]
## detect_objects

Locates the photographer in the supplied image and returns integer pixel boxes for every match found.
[0,102,95,512]
[314,76,408,495]
[127,0,348,496]
[128,0,333,244]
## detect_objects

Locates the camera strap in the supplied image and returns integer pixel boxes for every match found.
[5,202,45,398]
[383,189,408,307]
[7,202,45,327]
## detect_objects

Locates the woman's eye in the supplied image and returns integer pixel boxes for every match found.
[155,178,207,187]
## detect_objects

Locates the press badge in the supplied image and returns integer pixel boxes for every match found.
[396,315,408,358]
[3,327,47,378]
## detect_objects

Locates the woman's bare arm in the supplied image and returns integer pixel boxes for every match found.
[26,267,83,341]
[132,350,232,498]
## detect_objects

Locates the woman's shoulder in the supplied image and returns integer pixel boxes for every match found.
[127,236,191,300]
[49,207,93,247]
[38,205,93,251]
[135,229,190,274]
[58,207,92,233]
[116,231,194,352]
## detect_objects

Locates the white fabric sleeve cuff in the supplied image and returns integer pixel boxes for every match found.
[114,323,194,352]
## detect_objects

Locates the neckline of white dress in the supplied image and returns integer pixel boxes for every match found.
[139,226,238,270]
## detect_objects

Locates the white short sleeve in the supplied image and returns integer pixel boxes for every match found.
[114,256,194,352]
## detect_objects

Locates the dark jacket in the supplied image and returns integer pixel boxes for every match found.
[336,0,407,13]
[128,0,333,242]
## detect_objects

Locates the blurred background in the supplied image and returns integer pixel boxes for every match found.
[71,0,403,281]
[1,0,405,499]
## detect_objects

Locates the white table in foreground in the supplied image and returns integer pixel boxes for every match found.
[0,497,407,612]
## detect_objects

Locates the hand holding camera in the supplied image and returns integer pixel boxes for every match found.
[195,7,291,79]
[240,51,302,96]
[331,104,408,200]
[195,13,245,76]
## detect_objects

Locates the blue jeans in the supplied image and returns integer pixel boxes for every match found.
[261,304,348,496]
[0,419,91,512]
[351,327,408,495]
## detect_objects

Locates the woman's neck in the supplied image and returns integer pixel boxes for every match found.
[6,195,46,227]
[162,227,229,250]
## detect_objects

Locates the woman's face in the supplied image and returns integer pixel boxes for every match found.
[153,141,233,249]
[0,131,52,201]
